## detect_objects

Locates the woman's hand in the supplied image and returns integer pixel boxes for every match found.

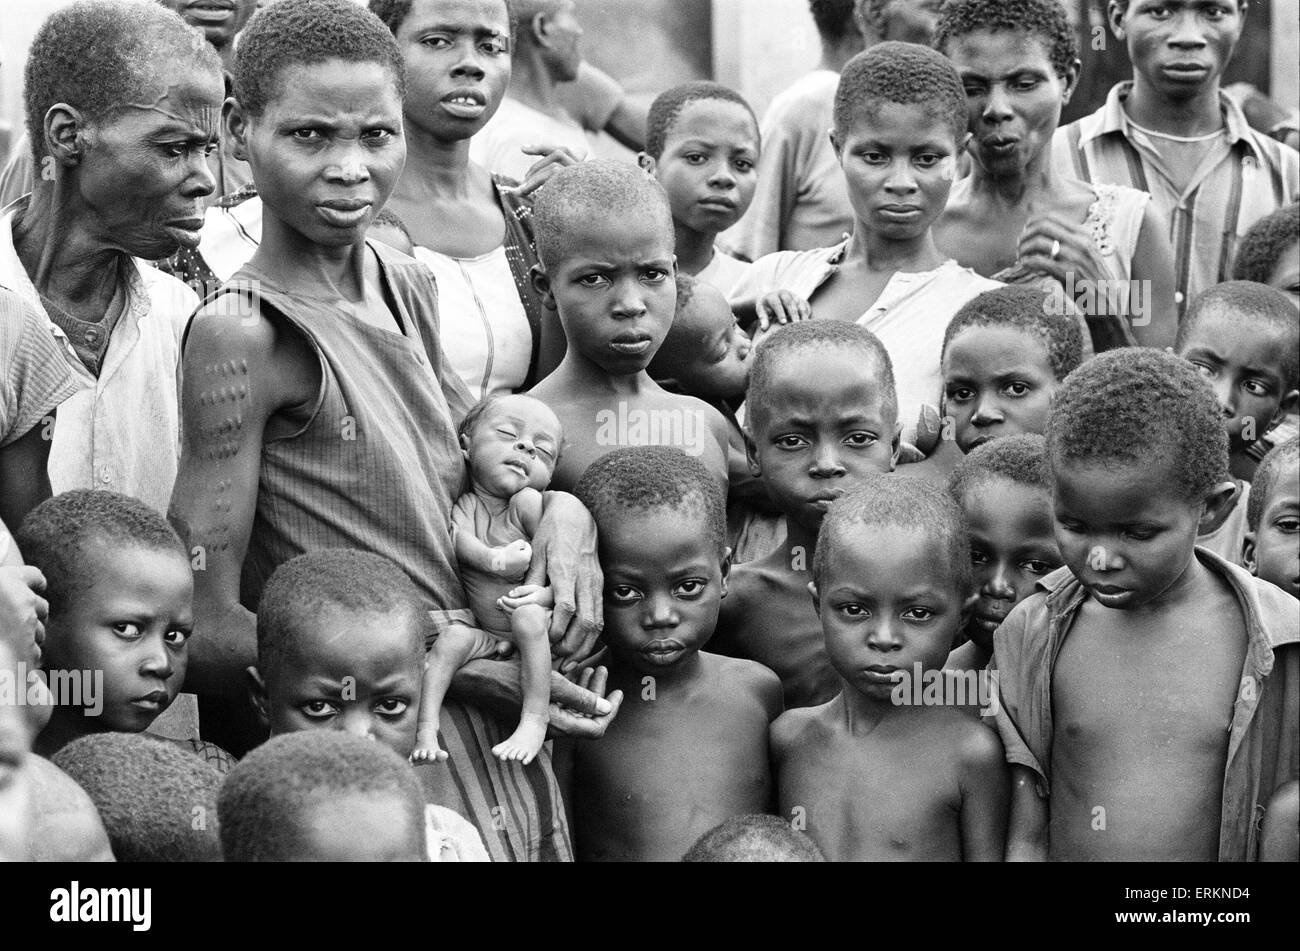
[526,492,603,670]
[0,565,47,665]
[1015,212,1109,290]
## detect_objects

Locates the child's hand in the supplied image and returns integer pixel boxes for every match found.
[0,565,48,665]
[488,540,532,579]
[497,584,555,615]
[510,144,583,197]
[755,290,812,332]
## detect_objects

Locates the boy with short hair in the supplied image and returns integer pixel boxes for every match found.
[711,321,900,708]
[912,286,1082,483]
[731,42,1000,445]
[946,435,1063,675]
[1233,201,1299,308]
[681,814,826,862]
[1178,281,1299,485]
[248,548,492,862]
[15,491,222,765]
[51,732,223,862]
[773,476,1009,861]
[527,160,732,494]
[570,447,783,862]
[1243,436,1299,600]
[218,730,428,862]
[995,348,1299,861]
[638,81,761,295]
[1054,0,1298,312]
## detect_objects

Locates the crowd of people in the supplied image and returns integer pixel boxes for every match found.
[0,0,1297,863]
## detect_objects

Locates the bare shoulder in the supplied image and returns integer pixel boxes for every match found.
[948,712,1005,772]
[184,293,312,413]
[704,651,784,718]
[771,697,836,753]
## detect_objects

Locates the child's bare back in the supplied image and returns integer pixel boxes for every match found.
[574,651,782,862]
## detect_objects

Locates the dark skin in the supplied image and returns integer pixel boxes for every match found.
[571,508,782,862]
[0,425,54,531]
[170,59,611,753]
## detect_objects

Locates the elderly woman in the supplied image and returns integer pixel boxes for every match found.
[0,0,224,512]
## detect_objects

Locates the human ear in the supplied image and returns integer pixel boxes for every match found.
[43,103,85,169]
[888,420,903,472]
[1271,389,1300,431]
[530,264,556,310]
[247,666,271,729]
[224,97,251,162]
[1198,480,1239,533]
[719,547,733,599]
[743,427,762,477]
[636,152,657,175]
[1061,58,1083,106]
[1241,530,1257,574]
[1107,0,1126,39]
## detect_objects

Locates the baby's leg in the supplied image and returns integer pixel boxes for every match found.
[491,604,551,765]
[413,624,484,763]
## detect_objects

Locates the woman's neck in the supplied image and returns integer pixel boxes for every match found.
[848,224,945,274]
[252,214,368,301]
[970,150,1057,207]
[13,188,126,314]
[398,119,477,200]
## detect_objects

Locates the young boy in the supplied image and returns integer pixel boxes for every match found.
[913,286,1082,483]
[946,435,1063,675]
[51,732,224,862]
[570,447,782,862]
[711,321,900,708]
[527,160,731,494]
[681,814,826,863]
[218,731,428,862]
[1054,0,1298,311]
[1244,436,1299,600]
[15,491,203,760]
[995,348,1300,861]
[1233,201,1299,309]
[638,81,761,295]
[772,477,1009,861]
[414,395,568,766]
[731,42,1000,445]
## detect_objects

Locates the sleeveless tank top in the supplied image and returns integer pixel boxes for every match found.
[204,241,471,614]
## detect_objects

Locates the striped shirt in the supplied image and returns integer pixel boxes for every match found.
[1053,83,1299,313]
[0,284,81,448]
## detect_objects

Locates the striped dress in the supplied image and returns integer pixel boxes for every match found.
[210,241,572,861]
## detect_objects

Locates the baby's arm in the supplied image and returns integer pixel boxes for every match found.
[510,486,546,537]
[958,724,1011,861]
[453,518,532,579]
[1005,765,1049,861]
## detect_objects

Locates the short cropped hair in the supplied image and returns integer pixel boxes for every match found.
[24,0,222,164]
[746,321,898,432]
[256,550,428,685]
[948,433,1052,502]
[810,0,857,44]
[1177,280,1300,391]
[813,475,972,592]
[1047,348,1228,502]
[1247,436,1300,533]
[645,81,759,160]
[833,41,967,143]
[573,446,727,558]
[16,490,187,620]
[52,733,222,862]
[532,160,674,271]
[370,0,517,39]
[942,285,1084,382]
[234,0,405,118]
[1233,202,1299,286]
[217,731,425,862]
[933,0,1079,80]
[682,814,826,862]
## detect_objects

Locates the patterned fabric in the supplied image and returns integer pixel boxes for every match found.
[0,284,81,446]
[1053,83,1299,314]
